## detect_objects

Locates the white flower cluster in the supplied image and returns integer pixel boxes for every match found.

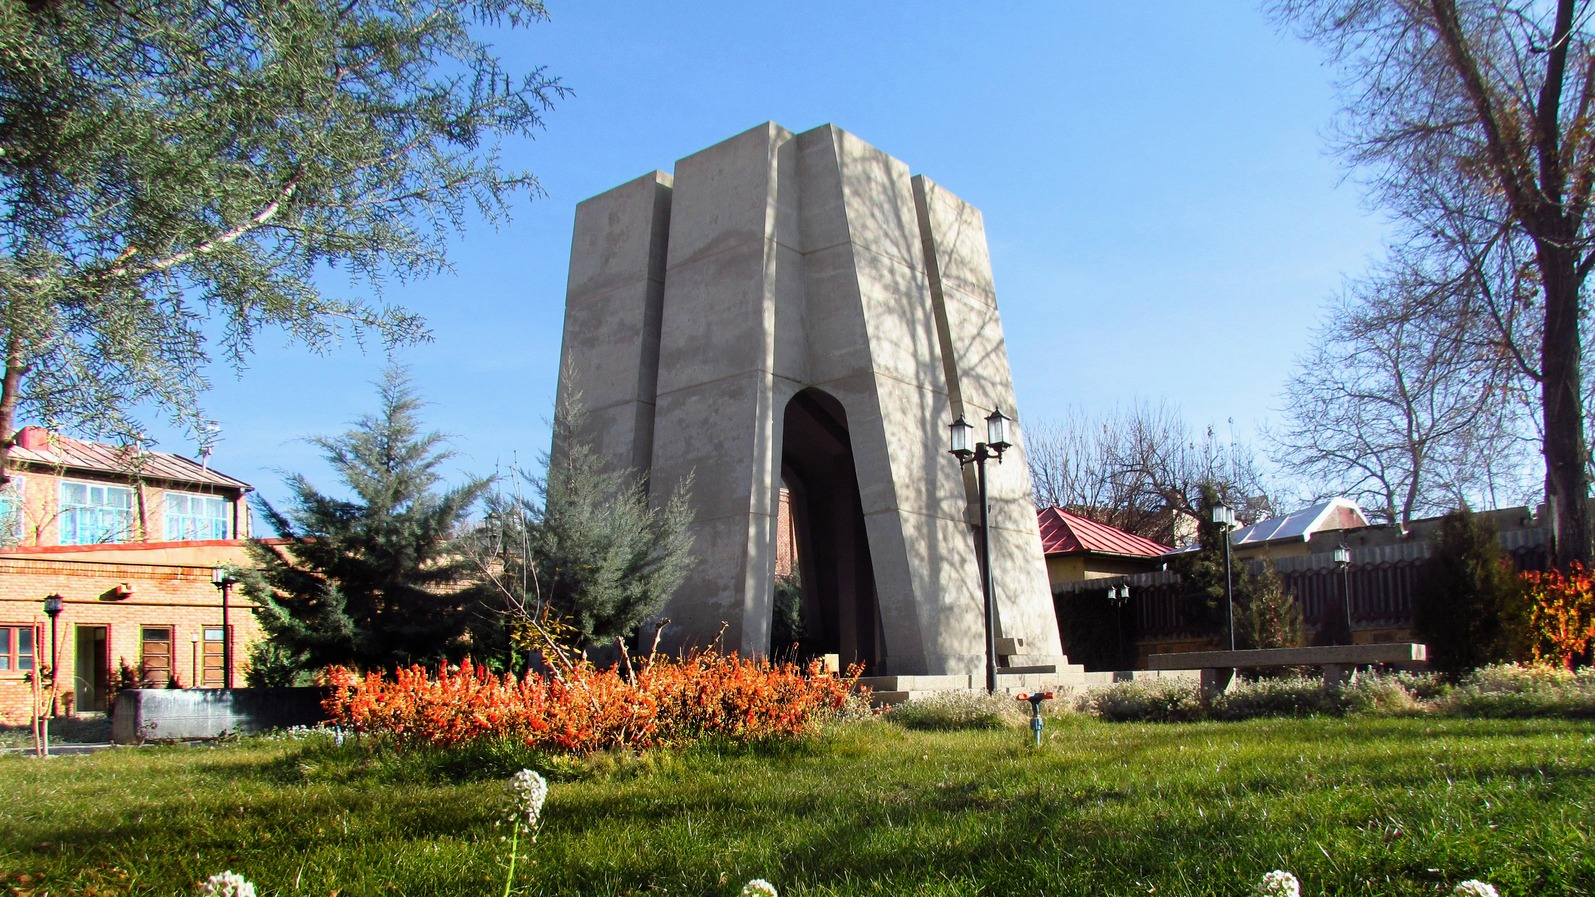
[741,879,779,897]
[1251,870,1499,897]
[1255,870,1300,897]
[509,768,549,830]
[198,871,256,897]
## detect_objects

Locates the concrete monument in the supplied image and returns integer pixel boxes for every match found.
[555,122,1066,677]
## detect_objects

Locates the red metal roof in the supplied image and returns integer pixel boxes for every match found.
[1036,507,1170,558]
[8,428,252,492]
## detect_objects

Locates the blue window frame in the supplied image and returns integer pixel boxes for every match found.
[59,481,135,545]
[164,492,229,541]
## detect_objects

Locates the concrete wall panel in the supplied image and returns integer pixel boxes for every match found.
[565,171,673,301]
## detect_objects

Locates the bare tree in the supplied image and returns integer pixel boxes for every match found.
[1270,251,1540,526]
[1271,0,1595,564]
[1027,401,1280,545]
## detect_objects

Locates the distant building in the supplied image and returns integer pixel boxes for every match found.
[0,426,260,723]
[1170,497,1371,562]
[1037,507,1170,585]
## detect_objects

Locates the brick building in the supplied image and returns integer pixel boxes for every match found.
[0,427,259,723]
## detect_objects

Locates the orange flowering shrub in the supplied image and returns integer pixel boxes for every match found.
[1518,563,1595,669]
[323,650,860,753]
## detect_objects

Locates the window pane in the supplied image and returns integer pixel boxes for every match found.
[164,492,229,541]
[0,477,22,541]
[60,482,135,544]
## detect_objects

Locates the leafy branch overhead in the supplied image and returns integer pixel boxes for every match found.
[0,0,563,464]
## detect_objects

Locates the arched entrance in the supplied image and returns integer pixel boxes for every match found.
[779,388,883,672]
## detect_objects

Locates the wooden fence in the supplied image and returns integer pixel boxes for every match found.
[1052,534,1551,668]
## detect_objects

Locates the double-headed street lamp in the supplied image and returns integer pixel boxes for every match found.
[948,408,1012,695]
[1210,502,1237,652]
[211,567,237,689]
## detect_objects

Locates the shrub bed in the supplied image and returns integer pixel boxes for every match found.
[1075,663,1595,723]
[882,690,1023,730]
[323,650,857,753]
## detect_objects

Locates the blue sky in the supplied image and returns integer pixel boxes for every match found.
[143,3,1392,509]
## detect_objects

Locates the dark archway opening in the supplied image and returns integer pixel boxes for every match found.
[778,388,883,673]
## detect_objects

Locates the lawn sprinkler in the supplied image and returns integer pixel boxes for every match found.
[1016,691,1053,748]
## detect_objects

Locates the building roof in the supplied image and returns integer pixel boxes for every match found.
[7,427,252,492]
[1037,507,1171,558]
[1165,497,1369,554]
[1230,497,1368,547]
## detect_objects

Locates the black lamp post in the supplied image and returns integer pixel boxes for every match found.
[1210,503,1237,652]
[211,567,236,689]
[43,594,63,716]
[1108,583,1131,669]
[949,408,1012,695]
[1333,544,1353,645]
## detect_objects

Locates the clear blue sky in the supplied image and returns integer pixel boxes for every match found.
[142,2,1392,509]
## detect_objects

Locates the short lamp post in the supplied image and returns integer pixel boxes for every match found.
[191,635,200,688]
[1333,544,1353,645]
[1211,503,1237,652]
[211,567,236,689]
[1108,583,1131,669]
[949,409,1012,695]
[43,594,64,716]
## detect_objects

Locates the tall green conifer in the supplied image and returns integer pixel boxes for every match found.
[243,366,490,672]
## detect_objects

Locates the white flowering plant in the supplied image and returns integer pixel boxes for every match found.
[1453,882,1501,897]
[1255,870,1301,897]
[198,871,256,897]
[501,768,549,897]
[741,879,779,897]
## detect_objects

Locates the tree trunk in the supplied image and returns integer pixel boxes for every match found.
[0,329,28,489]
[1538,239,1591,566]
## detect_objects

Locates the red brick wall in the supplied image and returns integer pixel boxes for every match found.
[0,556,261,724]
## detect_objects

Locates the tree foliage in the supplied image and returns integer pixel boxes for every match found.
[1167,484,1239,643]
[1027,401,1276,544]
[1234,562,1305,652]
[478,398,695,652]
[0,0,561,472]
[1272,0,1595,564]
[1413,507,1524,678]
[1271,252,1538,527]
[1518,563,1595,668]
[242,366,491,673]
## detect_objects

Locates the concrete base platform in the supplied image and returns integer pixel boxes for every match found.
[856,663,1199,707]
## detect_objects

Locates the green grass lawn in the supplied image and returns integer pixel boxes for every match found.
[2,716,1592,897]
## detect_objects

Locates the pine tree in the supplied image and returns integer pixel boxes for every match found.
[242,366,490,673]
[1413,508,1522,679]
[1234,562,1304,652]
[1171,483,1236,641]
[480,398,694,653]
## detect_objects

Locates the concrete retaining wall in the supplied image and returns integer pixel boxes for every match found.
[111,687,328,743]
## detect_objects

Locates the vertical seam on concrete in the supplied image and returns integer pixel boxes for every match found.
[912,176,967,417]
